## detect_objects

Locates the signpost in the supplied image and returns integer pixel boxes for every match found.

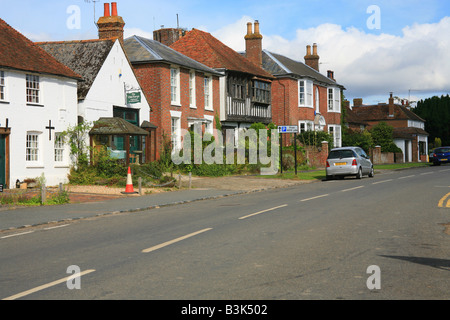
[278,126,299,175]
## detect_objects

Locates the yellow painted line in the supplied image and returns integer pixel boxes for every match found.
[438,192,450,208]
[239,204,288,220]
[142,228,212,253]
[2,269,96,300]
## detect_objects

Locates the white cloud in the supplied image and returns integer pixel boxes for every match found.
[212,16,450,103]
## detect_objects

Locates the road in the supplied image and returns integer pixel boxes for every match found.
[1,165,449,303]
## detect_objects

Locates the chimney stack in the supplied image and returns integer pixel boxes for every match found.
[388,92,395,117]
[327,70,335,81]
[245,20,263,68]
[305,43,320,71]
[353,98,363,107]
[97,2,125,43]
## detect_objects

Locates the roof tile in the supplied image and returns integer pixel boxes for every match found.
[0,18,81,80]
[170,29,273,79]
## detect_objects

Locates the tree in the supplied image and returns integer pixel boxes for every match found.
[370,122,401,153]
[342,128,374,153]
[413,95,450,147]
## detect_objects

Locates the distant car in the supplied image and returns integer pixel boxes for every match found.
[429,149,436,163]
[326,147,374,180]
[431,147,450,166]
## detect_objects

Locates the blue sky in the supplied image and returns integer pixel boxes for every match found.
[1,0,450,104]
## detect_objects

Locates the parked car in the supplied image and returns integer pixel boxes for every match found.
[431,147,450,165]
[429,149,436,163]
[326,147,374,180]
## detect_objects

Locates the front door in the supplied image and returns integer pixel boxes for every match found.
[0,135,5,187]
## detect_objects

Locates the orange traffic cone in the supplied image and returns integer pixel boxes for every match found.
[121,166,138,194]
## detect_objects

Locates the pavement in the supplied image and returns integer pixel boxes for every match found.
[0,175,316,232]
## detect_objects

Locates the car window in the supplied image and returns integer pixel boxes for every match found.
[436,148,450,153]
[328,150,355,159]
[359,148,368,158]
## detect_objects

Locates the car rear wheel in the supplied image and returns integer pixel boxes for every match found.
[369,167,374,178]
[356,167,362,179]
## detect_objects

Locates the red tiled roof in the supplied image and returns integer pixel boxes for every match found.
[170,29,273,79]
[351,103,425,122]
[0,18,81,80]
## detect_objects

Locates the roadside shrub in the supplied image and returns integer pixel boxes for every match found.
[281,153,295,171]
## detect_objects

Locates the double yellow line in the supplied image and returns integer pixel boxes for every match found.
[438,192,450,208]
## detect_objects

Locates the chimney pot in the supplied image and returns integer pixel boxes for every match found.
[306,45,311,55]
[254,20,260,34]
[247,22,252,35]
[111,2,118,16]
[313,43,318,55]
[104,3,110,17]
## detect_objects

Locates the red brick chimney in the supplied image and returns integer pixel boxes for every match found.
[245,20,263,68]
[353,98,363,107]
[97,2,125,43]
[388,92,395,117]
[305,43,320,71]
[153,28,184,46]
[327,70,335,81]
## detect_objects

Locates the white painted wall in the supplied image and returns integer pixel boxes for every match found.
[0,69,78,187]
[79,39,150,125]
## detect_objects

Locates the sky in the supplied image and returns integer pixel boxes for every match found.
[1,0,450,106]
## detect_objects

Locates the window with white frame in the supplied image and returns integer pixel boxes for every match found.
[170,67,180,105]
[315,87,320,114]
[299,79,313,107]
[328,87,341,112]
[204,115,214,136]
[26,132,40,162]
[204,75,213,110]
[26,74,40,104]
[299,120,314,133]
[189,71,196,108]
[170,111,182,151]
[0,71,5,101]
[54,133,65,162]
[328,124,342,148]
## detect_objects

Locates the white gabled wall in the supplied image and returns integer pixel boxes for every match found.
[79,39,150,125]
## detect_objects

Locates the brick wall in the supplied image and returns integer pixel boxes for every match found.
[133,62,219,160]
[271,79,341,132]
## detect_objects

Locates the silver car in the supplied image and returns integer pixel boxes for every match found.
[326,147,374,180]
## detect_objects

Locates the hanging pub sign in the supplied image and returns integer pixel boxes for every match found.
[126,92,141,104]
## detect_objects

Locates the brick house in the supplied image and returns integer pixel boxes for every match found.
[246,21,345,148]
[123,35,223,160]
[350,93,429,162]
[169,25,274,145]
